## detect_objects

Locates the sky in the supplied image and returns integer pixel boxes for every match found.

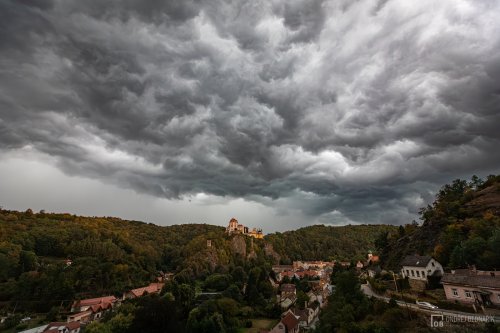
[1,0,499,232]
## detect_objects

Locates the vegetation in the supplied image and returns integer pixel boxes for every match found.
[1,174,498,331]
[266,224,397,263]
[0,207,390,331]
[315,269,430,333]
[381,175,500,270]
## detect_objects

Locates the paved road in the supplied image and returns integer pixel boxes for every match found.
[360,283,500,323]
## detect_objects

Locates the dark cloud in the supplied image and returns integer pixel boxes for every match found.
[1,0,500,226]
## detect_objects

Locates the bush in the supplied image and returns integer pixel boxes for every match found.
[245,320,252,328]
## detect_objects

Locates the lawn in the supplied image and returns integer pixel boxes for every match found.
[240,318,277,333]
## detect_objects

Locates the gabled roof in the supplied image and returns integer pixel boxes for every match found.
[292,308,309,321]
[128,283,164,297]
[74,295,116,307]
[441,270,500,289]
[281,312,300,330]
[401,255,432,267]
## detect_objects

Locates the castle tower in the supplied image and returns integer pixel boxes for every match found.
[226,218,239,234]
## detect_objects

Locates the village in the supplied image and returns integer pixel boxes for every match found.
[10,218,500,333]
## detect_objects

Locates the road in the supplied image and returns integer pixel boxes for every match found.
[360,283,500,323]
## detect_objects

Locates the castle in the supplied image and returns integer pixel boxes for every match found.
[226,218,263,239]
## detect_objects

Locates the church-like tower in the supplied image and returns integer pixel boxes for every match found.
[226,218,239,233]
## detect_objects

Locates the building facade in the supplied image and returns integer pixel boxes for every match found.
[441,269,500,307]
[400,255,443,290]
[225,218,263,238]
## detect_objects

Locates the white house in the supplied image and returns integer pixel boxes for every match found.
[400,255,443,290]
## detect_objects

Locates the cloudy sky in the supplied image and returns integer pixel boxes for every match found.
[1,0,499,231]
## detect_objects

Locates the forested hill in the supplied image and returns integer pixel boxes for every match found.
[0,207,395,307]
[265,224,397,263]
[380,175,500,270]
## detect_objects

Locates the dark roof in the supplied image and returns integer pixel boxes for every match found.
[401,255,432,267]
[280,283,296,293]
[293,308,308,321]
[281,312,300,330]
[441,271,500,289]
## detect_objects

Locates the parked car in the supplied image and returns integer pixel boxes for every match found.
[21,316,31,322]
[416,301,438,309]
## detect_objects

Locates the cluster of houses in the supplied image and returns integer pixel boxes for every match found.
[264,260,339,332]
[272,260,333,283]
[262,282,322,333]
[27,279,168,332]
[398,254,500,310]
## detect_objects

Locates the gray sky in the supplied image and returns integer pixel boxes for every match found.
[1,0,499,232]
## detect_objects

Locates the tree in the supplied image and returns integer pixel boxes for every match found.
[375,231,389,251]
[127,295,185,333]
[296,290,309,309]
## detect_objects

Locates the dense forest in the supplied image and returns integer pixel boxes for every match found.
[0,207,392,313]
[266,224,397,262]
[380,175,500,270]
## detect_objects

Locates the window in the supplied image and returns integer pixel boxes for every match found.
[497,294,500,302]
[406,269,409,276]
[416,271,420,277]
[465,290,472,298]
[452,289,459,297]
[411,270,415,277]
[422,271,425,277]
[431,262,435,267]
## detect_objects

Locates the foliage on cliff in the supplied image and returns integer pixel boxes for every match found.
[380,175,500,270]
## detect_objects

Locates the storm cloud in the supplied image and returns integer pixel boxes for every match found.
[1,0,499,227]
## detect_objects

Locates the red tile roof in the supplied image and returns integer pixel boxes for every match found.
[75,295,116,307]
[281,312,300,331]
[295,270,319,278]
[129,283,164,297]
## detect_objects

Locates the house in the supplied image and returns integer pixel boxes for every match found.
[68,300,114,324]
[441,269,500,307]
[278,283,297,308]
[280,284,296,297]
[66,311,92,324]
[338,261,351,268]
[293,261,334,270]
[269,312,300,333]
[70,296,117,313]
[366,251,380,265]
[278,294,296,309]
[275,270,296,282]
[295,270,320,279]
[310,301,320,317]
[400,255,443,291]
[43,322,80,333]
[123,282,164,299]
[286,307,315,328]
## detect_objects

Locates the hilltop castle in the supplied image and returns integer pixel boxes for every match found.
[226,218,263,239]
